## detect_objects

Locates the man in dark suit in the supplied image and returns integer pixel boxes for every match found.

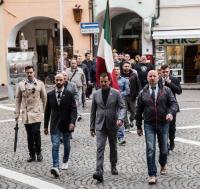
[44,73,77,178]
[90,72,126,182]
[160,64,182,151]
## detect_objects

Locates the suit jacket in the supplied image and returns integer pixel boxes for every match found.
[44,88,77,133]
[90,87,126,131]
[158,75,182,112]
[15,79,47,124]
[65,81,79,101]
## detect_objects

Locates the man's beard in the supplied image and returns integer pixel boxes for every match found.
[56,83,63,88]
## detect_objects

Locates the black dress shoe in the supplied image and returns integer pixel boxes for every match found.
[111,167,118,175]
[37,153,43,162]
[27,156,36,162]
[170,140,175,151]
[93,172,103,182]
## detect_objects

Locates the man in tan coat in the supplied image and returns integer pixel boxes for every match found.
[15,65,47,162]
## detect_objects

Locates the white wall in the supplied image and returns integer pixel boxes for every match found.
[154,0,200,29]
[94,0,157,55]
[94,0,156,19]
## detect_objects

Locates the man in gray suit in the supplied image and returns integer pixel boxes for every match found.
[90,72,126,182]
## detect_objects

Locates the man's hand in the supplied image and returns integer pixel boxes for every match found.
[116,120,123,127]
[137,129,143,136]
[165,78,171,84]
[90,130,96,137]
[15,117,19,123]
[44,128,48,135]
[166,114,173,122]
[69,123,75,131]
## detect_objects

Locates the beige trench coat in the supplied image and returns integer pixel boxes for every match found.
[15,79,47,124]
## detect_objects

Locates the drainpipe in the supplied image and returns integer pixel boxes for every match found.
[88,0,93,55]
[152,0,160,64]
[156,0,160,20]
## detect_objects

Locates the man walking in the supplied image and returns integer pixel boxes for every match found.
[66,58,86,121]
[135,70,178,184]
[160,64,182,151]
[114,66,129,144]
[121,61,140,130]
[44,73,77,178]
[15,65,47,162]
[90,73,126,182]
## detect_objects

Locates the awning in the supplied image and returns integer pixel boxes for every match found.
[152,29,200,39]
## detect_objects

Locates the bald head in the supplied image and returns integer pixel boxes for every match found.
[61,71,68,81]
[147,70,158,86]
[55,73,65,88]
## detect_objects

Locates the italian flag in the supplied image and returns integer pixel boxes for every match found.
[96,0,119,90]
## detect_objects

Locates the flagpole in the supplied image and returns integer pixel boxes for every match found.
[59,0,64,72]
[107,0,113,48]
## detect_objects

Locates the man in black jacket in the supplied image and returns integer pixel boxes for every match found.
[160,64,182,151]
[134,55,154,88]
[136,70,178,185]
[44,73,77,178]
[121,61,141,129]
[82,52,95,99]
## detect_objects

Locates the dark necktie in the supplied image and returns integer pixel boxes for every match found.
[151,87,156,103]
[57,91,62,104]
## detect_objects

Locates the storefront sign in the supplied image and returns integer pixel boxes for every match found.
[156,39,200,45]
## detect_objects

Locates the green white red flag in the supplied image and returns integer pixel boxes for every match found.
[96,0,119,90]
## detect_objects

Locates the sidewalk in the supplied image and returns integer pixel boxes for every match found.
[0,86,8,101]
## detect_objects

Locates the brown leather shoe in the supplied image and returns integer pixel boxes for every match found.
[148,176,157,185]
[160,166,167,175]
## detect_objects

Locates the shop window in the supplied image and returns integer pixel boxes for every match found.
[167,45,184,83]
[166,46,183,68]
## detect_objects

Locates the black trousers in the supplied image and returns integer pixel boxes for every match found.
[169,114,176,142]
[86,85,93,98]
[25,122,41,157]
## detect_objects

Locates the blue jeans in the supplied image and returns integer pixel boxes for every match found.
[117,125,125,140]
[51,129,71,168]
[144,123,169,177]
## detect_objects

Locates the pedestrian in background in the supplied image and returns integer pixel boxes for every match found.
[66,58,86,121]
[121,61,140,130]
[90,72,126,182]
[114,66,129,145]
[160,64,182,151]
[82,53,95,99]
[134,55,154,88]
[135,70,178,184]
[44,73,77,178]
[15,65,47,162]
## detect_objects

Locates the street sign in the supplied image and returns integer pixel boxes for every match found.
[80,22,99,34]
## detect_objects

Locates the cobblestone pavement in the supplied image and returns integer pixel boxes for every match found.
[0,90,200,189]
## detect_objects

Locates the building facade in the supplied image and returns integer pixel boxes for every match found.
[153,0,200,83]
[93,0,157,59]
[0,0,91,85]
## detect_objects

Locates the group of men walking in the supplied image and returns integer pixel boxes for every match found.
[15,51,182,184]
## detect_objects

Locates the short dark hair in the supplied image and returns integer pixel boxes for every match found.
[73,54,78,60]
[122,61,131,66]
[100,72,110,80]
[161,64,170,70]
[25,65,34,71]
[85,52,90,57]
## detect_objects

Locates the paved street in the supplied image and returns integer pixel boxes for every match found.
[0,90,200,189]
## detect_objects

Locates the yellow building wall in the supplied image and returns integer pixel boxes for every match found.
[0,0,91,85]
